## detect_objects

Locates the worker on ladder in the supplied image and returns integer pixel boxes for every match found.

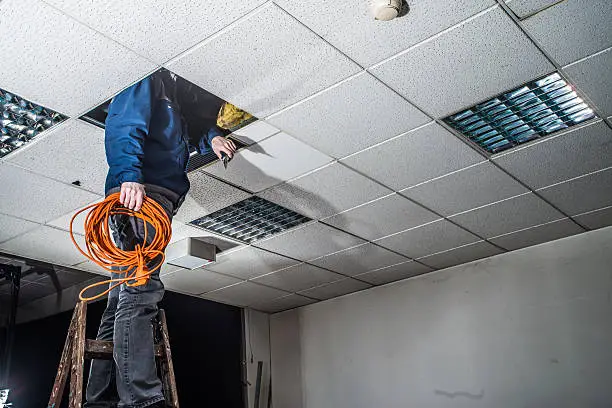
[84,69,237,408]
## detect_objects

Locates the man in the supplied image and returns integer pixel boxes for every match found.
[84,69,237,408]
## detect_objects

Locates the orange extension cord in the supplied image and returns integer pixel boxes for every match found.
[70,192,172,303]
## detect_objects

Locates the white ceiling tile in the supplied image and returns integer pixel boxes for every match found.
[7,120,107,194]
[73,261,191,279]
[267,72,430,158]
[203,133,332,193]
[72,261,111,277]
[450,193,565,238]
[0,0,156,116]
[0,225,87,266]
[166,3,360,118]
[70,260,178,278]
[418,241,504,269]
[370,7,553,118]
[0,164,101,223]
[522,0,612,65]
[34,269,98,289]
[309,243,408,276]
[159,262,184,277]
[537,167,612,216]
[203,281,290,307]
[564,48,612,118]
[490,218,584,251]
[375,219,480,258]
[173,172,251,222]
[255,222,365,261]
[574,206,612,231]
[231,120,280,145]
[252,263,344,293]
[355,261,433,286]
[493,120,612,189]
[324,194,440,241]
[170,221,210,244]
[17,282,58,305]
[43,0,267,63]
[258,163,391,219]
[275,0,495,67]
[402,162,529,216]
[161,269,242,295]
[506,0,563,19]
[205,246,299,280]
[47,197,104,235]
[0,214,39,244]
[251,294,317,313]
[298,278,371,301]
[342,123,484,190]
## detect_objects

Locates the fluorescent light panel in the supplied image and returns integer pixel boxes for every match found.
[190,196,311,243]
[444,73,597,154]
[0,88,67,158]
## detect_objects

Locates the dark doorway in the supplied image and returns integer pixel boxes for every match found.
[7,291,244,407]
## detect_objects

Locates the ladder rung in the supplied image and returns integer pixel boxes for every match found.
[85,339,164,360]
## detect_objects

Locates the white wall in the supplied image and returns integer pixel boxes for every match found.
[270,226,612,408]
[245,309,271,408]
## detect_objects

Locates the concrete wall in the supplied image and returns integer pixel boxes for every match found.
[270,226,612,408]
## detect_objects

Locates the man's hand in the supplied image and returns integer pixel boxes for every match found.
[211,136,237,161]
[120,182,146,211]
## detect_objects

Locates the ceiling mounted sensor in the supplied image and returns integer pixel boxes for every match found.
[371,0,405,21]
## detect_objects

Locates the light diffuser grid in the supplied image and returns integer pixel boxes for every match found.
[0,88,67,158]
[190,196,311,243]
[444,73,597,153]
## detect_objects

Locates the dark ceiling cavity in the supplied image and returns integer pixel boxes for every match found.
[80,68,255,172]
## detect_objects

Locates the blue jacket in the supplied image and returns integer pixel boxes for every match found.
[104,70,225,198]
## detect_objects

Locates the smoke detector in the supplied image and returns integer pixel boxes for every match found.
[371,0,402,21]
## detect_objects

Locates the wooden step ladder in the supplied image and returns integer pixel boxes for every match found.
[48,301,179,408]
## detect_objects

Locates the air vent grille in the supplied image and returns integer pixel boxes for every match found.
[444,73,597,153]
[190,197,311,243]
[1,88,67,158]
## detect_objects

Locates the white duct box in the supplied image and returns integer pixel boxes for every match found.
[165,238,216,270]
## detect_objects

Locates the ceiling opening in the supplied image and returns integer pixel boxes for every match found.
[0,88,67,158]
[444,72,598,154]
[80,68,256,172]
[190,196,311,244]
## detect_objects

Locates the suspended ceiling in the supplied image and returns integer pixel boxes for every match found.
[0,0,611,313]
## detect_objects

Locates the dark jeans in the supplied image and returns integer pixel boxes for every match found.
[84,190,175,408]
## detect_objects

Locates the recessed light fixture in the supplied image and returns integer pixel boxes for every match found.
[0,88,67,158]
[190,196,311,243]
[444,73,597,154]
